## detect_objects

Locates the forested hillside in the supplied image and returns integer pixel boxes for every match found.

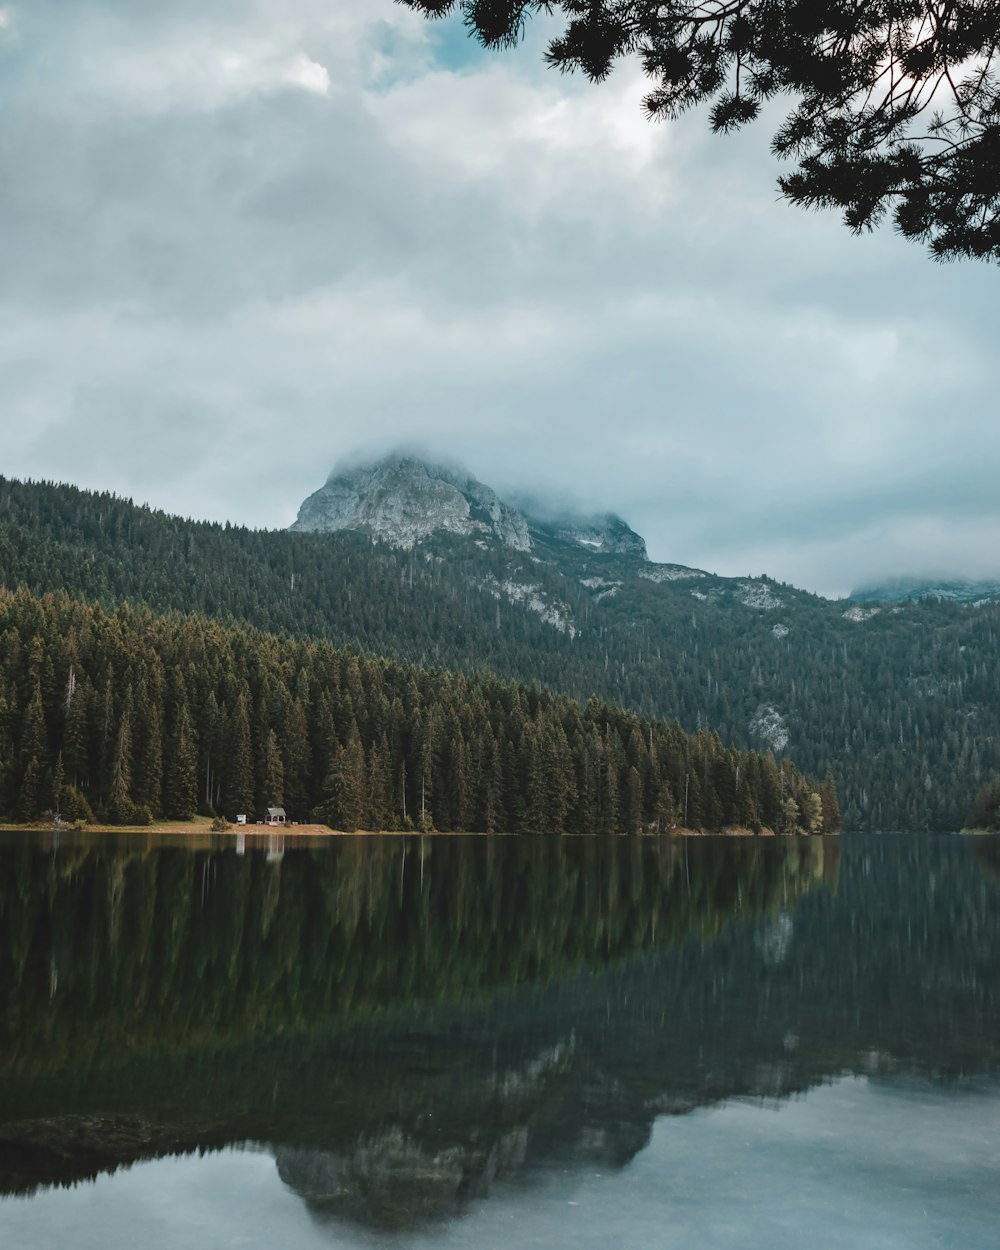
[0,589,836,833]
[1,475,996,829]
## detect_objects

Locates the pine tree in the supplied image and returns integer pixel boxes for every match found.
[329,736,365,831]
[444,722,470,831]
[623,765,643,836]
[818,774,842,832]
[261,728,285,810]
[540,723,576,835]
[652,777,676,833]
[282,697,312,818]
[415,710,437,832]
[781,797,801,834]
[108,691,133,823]
[164,697,198,821]
[227,693,256,819]
[97,676,116,808]
[17,757,42,822]
[366,738,390,831]
[482,728,504,834]
[20,683,47,769]
[62,674,90,792]
[51,752,65,816]
[133,690,163,816]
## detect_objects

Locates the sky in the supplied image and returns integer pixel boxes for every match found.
[0,0,997,598]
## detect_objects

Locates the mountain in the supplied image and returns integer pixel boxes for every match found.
[291,454,531,551]
[2,467,1000,831]
[527,510,648,561]
[850,577,1000,605]
[291,453,649,563]
[290,454,797,624]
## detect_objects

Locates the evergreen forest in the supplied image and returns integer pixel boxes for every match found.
[0,589,837,833]
[3,474,995,829]
[966,778,1000,831]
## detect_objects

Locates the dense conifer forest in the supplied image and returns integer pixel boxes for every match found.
[3,474,994,829]
[0,589,837,833]
[966,778,1000,831]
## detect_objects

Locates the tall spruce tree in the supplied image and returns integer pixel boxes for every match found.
[260,728,285,812]
[227,693,256,819]
[164,693,198,821]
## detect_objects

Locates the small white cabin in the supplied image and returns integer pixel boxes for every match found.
[236,814,247,825]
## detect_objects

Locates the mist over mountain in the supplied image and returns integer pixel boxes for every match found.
[291,453,531,552]
[850,577,1000,605]
[291,453,649,562]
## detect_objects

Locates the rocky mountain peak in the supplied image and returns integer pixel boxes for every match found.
[290,453,532,551]
[535,512,648,561]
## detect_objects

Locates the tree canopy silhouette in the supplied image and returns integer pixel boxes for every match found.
[400,1,1000,262]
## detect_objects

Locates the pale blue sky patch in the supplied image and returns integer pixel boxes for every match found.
[425,11,490,73]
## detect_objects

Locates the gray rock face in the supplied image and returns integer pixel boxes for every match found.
[545,513,648,560]
[849,577,1000,605]
[521,507,648,561]
[291,454,531,551]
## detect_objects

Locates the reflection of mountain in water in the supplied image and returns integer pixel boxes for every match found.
[275,1127,530,1232]
[271,1027,668,1233]
[3,834,1000,1235]
[271,1028,669,1233]
[0,833,829,1211]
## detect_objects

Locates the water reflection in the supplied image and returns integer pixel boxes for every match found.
[1,833,999,1242]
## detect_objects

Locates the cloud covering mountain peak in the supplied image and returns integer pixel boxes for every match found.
[291,451,650,560]
[291,452,532,551]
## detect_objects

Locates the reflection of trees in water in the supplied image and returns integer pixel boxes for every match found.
[6,834,1000,1232]
[0,834,835,1076]
[972,836,1000,881]
[0,834,834,1213]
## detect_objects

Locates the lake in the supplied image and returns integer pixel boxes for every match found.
[1,831,998,1248]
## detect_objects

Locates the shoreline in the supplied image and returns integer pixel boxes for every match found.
[1,821,829,838]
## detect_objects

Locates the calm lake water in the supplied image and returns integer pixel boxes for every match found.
[1,831,998,1249]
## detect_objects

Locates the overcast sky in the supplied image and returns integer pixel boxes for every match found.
[1,1,997,597]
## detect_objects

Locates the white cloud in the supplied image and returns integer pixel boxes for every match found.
[283,53,329,95]
[0,0,997,594]
[706,512,1000,600]
[26,3,427,111]
[99,43,334,109]
[368,61,685,223]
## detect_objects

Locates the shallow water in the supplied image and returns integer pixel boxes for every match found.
[1,832,998,1247]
